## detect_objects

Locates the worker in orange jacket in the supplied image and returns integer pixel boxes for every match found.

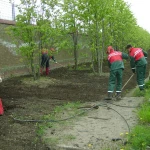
[105,46,128,100]
[126,44,147,91]
[40,48,57,75]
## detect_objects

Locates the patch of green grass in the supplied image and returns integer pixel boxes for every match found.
[145,80,150,89]
[45,137,60,146]
[125,126,150,150]
[36,101,84,146]
[144,89,150,101]
[64,134,76,140]
[62,101,81,109]
[44,134,76,146]
[101,148,112,150]
[123,80,150,150]
[36,101,83,136]
[137,103,150,123]
[77,64,90,70]
[68,63,91,71]
[36,124,47,136]
[133,88,145,97]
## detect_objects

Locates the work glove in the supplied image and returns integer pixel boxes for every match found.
[0,77,2,83]
[132,69,135,74]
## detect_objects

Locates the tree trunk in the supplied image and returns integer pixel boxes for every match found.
[95,16,100,75]
[91,51,96,74]
[100,18,105,73]
[72,31,78,70]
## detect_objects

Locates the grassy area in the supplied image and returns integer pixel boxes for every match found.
[122,80,150,150]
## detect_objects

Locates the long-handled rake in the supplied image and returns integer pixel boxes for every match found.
[121,74,134,91]
[113,73,134,100]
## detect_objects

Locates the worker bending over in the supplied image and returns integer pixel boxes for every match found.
[126,44,147,91]
[40,48,57,76]
[105,46,128,100]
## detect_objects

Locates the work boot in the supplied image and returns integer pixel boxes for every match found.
[116,92,122,101]
[104,92,113,100]
[46,67,49,76]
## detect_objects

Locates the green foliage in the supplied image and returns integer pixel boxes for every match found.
[126,126,150,150]
[77,64,87,70]
[6,0,150,77]
[133,89,145,97]
[36,101,82,135]
[36,124,47,136]
[137,103,150,124]
[45,137,60,146]
[123,80,150,150]
[68,63,91,71]
[35,101,87,146]
[144,90,150,101]
[136,84,150,124]
[145,80,150,89]
[64,134,76,140]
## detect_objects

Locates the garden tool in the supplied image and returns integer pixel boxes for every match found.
[0,76,2,83]
[121,74,134,91]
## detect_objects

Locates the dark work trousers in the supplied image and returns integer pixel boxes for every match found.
[136,65,146,90]
[41,54,50,68]
[41,54,50,75]
[108,68,123,93]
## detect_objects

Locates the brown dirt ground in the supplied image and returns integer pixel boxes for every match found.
[0,53,150,150]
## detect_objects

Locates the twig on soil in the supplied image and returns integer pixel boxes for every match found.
[88,117,110,120]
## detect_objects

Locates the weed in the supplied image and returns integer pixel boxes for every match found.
[123,80,150,150]
[64,134,76,141]
[144,89,150,101]
[77,64,90,70]
[137,103,150,123]
[67,63,73,70]
[10,74,15,78]
[125,126,150,150]
[133,89,145,97]
[45,137,60,145]
[145,80,150,89]
[36,101,83,145]
[68,63,91,71]
[36,124,47,136]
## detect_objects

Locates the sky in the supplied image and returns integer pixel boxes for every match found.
[124,0,150,33]
[0,0,150,33]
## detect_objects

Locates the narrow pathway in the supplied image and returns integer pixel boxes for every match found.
[44,97,143,150]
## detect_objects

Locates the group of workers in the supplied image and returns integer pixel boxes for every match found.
[41,45,148,102]
[105,44,148,101]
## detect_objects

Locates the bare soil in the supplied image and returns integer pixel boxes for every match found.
[0,54,150,150]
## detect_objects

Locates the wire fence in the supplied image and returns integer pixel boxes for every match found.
[0,0,17,21]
